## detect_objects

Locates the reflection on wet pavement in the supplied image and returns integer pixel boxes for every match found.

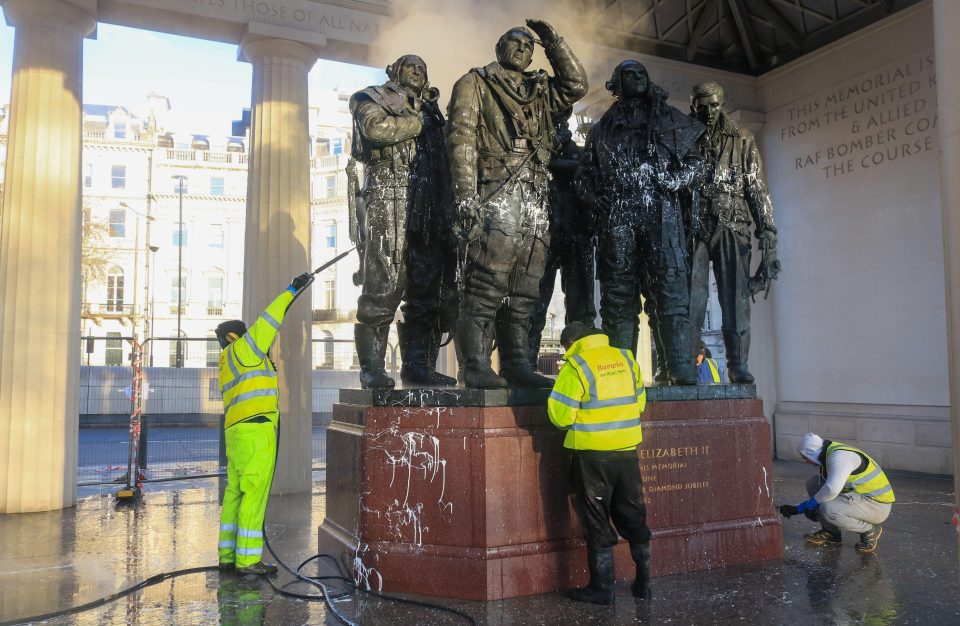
[0,462,956,625]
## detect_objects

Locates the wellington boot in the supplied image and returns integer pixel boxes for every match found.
[567,547,615,605]
[629,542,651,599]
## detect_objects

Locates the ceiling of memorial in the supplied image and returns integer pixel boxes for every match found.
[571,0,924,75]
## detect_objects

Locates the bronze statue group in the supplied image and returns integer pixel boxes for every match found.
[348,19,780,391]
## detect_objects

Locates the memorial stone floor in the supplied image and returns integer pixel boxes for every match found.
[0,460,956,625]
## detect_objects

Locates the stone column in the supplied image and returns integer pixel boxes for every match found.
[0,0,95,513]
[932,0,960,575]
[240,36,318,495]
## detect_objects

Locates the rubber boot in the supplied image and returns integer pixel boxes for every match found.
[427,328,459,386]
[497,323,554,388]
[661,315,697,385]
[354,324,395,389]
[457,318,508,389]
[237,561,277,576]
[398,322,456,387]
[629,542,651,599]
[567,547,615,605]
[723,329,754,383]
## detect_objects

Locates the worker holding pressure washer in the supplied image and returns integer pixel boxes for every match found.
[214,272,315,576]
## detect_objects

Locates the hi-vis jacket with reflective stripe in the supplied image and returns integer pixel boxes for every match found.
[548,333,646,451]
[821,441,895,504]
[219,290,293,429]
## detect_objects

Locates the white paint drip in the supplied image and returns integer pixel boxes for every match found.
[761,465,770,498]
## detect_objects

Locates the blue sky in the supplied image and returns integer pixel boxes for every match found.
[0,13,385,136]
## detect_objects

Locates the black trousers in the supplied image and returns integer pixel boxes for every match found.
[571,449,651,550]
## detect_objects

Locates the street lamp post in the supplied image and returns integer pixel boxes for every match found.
[172,175,187,367]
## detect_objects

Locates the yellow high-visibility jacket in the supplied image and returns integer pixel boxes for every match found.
[547,333,646,451]
[219,290,294,429]
[823,441,896,504]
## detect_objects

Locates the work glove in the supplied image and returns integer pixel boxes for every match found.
[288,272,314,295]
[778,504,798,519]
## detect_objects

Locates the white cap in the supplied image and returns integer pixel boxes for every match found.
[796,433,824,465]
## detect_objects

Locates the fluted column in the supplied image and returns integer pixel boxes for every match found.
[0,0,95,513]
[240,37,318,495]
[932,0,960,577]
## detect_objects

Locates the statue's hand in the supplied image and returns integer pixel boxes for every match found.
[525,19,559,45]
[457,198,484,242]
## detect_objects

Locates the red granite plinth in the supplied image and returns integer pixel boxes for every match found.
[321,394,782,601]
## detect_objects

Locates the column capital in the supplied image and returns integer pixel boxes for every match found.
[239,35,319,71]
[2,0,96,36]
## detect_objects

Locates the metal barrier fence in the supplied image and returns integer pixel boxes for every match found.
[76,335,558,488]
[77,336,386,487]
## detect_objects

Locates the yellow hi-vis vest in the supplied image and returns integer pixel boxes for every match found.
[219,290,294,429]
[823,441,896,503]
[547,333,646,451]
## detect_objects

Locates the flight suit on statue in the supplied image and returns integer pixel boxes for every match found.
[447,19,588,388]
[350,55,457,389]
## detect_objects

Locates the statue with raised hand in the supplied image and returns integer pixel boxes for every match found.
[447,19,588,389]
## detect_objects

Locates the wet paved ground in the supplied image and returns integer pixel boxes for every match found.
[0,460,956,625]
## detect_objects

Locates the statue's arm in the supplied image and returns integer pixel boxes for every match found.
[741,130,777,238]
[544,38,588,109]
[574,130,602,209]
[446,73,481,204]
[353,97,423,147]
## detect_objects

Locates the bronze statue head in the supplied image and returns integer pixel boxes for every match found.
[691,81,725,130]
[386,54,428,95]
[605,60,649,100]
[496,27,535,72]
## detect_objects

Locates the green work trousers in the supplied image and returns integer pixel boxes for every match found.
[218,420,277,568]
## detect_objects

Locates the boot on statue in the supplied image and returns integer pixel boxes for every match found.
[457,318,508,389]
[497,322,554,388]
[354,323,395,389]
[723,328,754,383]
[398,321,456,386]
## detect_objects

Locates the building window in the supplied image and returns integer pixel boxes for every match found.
[111,165,126,189]
[84,163,92,188]
[108,209,126,238]
[323,279,336,310]
[107,267,125,311]
[113,122,126,139]
[332,138,343,155]
[321,330,334,368]
[316,138,330,156]
[326,223,337,247]
[171,275,186,305]
[169,332,187,367]
[325,175,336,198]
[106,332,123,366]
[173,224,188,247]
[208,223,224,248]
[206,334,220,367]
[207,274,224,311]
[210,177,224,196]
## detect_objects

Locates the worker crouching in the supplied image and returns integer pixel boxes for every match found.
[548,322,652,604]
